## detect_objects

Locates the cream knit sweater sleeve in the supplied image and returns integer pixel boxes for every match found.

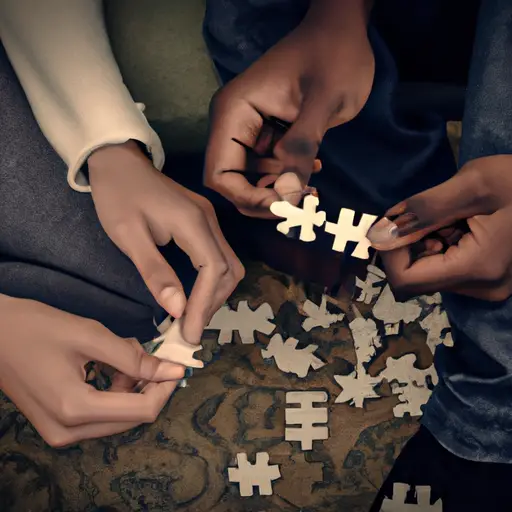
[0,0,165,192]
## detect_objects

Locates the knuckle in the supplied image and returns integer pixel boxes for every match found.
[56,398,81,426]
[233,260,246,283]
[44,432,74,449]
[479,261,506,282]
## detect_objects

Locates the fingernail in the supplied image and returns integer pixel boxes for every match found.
[313,159,322,172]
[160,287,186,317]
[366,217,399,245]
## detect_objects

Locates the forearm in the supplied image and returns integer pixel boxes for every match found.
[0,0,164,192]
[304,0,373,37]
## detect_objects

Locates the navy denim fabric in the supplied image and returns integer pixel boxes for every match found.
[204,0,512,462]
[423,0,512,463]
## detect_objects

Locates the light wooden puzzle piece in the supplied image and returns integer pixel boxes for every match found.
[381,483,443,511]
[207,301,276,344]
[301,295,345,332]
[381,353,438,387]
[228,452,281,497]
[270,194,326,242]
[420,306,454,354]
[390,382,432,418]
[152,317,204,369]
[285,391,329,451]
[261,334,325,378]
[355,264,387,304]
[333,370,381,408]
[324,208,378,259]
[373,285,422,335]
[350,306,382,365]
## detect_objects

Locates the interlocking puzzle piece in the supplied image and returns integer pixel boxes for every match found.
[333,370,382,408]
[261,334,325,378]
[381,483,443,511]
[152,317,204,369]
[373,285,422,335]
[324,208,378,259]
[381,354,438,387]
[301,295,345,332]
[420,306,454,354]
[350,306,382,365]
[285,391,329,451]
[424,293,442,305]
[270,194,326,242]
[228,452,281,497]
[207,301,276,344]
[390,382,432,418]
[355,264,387,304]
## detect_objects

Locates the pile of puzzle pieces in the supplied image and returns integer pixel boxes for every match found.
[149,262,452,503]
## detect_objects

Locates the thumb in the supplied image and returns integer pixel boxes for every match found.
[120,220,187,317]
[367,169,489,251]
[272,87,334,194]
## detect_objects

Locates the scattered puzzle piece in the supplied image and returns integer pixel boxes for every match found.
[261,334,325,378]
[381,354,438,387]
[207,301,276,344]
[420,306,454,354]
[333,370,381,408]
[373,285,422,335]
[324,208,378,259]
[152,318,204,369]
[390,382,432,418]
[381,483,443,511]
[285,391,329,450]
[301,295,345,332]
[355,264,387,304]
[228,452,281,497]
[350,306,382,365]
[270,194,326,242]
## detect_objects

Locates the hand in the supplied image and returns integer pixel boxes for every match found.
[366,155,512,301]
[0,295,186,447]
[88,141,244,344]
[205,5,375,217]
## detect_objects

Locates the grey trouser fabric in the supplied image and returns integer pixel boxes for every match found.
[0,43,162,342]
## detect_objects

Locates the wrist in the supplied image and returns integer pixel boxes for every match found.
[303,0,372,40]
[87,140,147,175]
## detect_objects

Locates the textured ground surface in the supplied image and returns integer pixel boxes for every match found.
[0,256,449,512]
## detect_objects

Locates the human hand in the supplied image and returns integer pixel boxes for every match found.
[0,295,186,447]
[205,5,375,217]
[366,155,512,301]
[88,141,244,344]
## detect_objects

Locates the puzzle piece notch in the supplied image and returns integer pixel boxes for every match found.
[228,452,281,497]
[324,208,378,259]
[372,285,422,335]
[261,334,325,378]
[380,483,443,511]
[301,295,345,332]
[285,391,329,451]
[390,382,432,418]
[355,264,387,304]
[270,194,326,242]
[207,301,276,345]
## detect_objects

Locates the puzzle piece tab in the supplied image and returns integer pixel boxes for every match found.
[270,194,326,242]
[228,452,281,497]
[355,264,387,304]
[261,334,325,378]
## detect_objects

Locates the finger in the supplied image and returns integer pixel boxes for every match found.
[247,157,322,176]
[117,219,187,317]
[272,84,335,186]
[367,170,491,250]
[380,235,479,298]
[63,380,178,425]
[80,325,186,382]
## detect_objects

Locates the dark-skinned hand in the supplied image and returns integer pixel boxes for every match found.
[204,6,375,218]
[366,155,512,302]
